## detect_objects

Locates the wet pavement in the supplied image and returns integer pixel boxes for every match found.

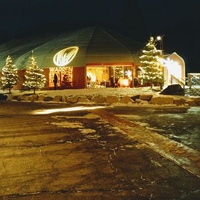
[109,106,200,152]
[0,101,200,200]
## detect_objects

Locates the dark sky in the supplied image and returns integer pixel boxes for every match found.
[0,0,199,73]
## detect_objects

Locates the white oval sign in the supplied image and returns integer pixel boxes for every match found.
[53,46,79,66]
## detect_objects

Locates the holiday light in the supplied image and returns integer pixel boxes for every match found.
[139,36,163,86]
[1,55,18,93]
[125,70,132,78]
[23,53,46,94]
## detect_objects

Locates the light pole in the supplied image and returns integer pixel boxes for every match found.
[155,35,164,89]
[155,35,164,54]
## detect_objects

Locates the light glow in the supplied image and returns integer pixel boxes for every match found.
[164,58,181,79]
[125,70,132,78]
[156,36,162,41]
[122,79,129,86]
[87,72,96,82]
[32,106,105,115]
[53,46,79,66]
[118,78,129,87]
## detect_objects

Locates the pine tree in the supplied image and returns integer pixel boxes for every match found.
[139,36,163,88]
[1,55,18,93]
[23,52,46,94]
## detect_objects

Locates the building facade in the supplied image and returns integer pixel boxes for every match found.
[0,26,143,90]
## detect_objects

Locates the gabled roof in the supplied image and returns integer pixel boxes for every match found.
[0,26,143,70]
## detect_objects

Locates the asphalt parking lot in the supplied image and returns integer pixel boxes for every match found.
[0,101,200,200]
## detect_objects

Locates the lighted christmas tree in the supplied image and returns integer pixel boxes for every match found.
[1,55,18,93]
[23,52,46,94]
[139,36,163,88]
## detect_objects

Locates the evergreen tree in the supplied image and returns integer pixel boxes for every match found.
[23,52,46,94]
[1,55,18,93]
[139,36,163,87]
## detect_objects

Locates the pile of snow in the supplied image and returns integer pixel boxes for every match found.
[2,87,199,107]
[9,87,160,97]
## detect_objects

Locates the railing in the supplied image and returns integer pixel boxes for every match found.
[187,74,200,88]
[185,74,200,96]
[170,74,185,88]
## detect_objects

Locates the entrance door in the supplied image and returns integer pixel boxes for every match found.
[49,67,73,88]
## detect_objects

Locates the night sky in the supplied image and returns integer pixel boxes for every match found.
[0,0,200,73]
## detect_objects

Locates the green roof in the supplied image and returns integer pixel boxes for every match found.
[0,27,143,70]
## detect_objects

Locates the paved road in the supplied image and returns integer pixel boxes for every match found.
[0,101,200,200]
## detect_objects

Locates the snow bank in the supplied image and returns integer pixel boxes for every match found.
[2,87,199,107]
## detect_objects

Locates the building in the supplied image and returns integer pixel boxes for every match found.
[0,26,143,90]
[163,52,185,88]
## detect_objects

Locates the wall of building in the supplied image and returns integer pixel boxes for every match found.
[73,67,85,89]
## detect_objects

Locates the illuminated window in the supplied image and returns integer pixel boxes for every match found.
[86,65,132,88]
[49,67,73,88]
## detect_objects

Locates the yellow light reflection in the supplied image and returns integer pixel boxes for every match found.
[32,106,105,115]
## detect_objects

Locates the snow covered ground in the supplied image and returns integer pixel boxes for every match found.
[2,86,197,107]
[6,87,161,97]
[1,87,200,175]
[116,106,200,152]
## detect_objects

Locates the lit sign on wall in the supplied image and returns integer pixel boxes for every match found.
[53,46,79,66]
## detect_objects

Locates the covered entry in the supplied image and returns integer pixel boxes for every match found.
[49,67,73,89]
